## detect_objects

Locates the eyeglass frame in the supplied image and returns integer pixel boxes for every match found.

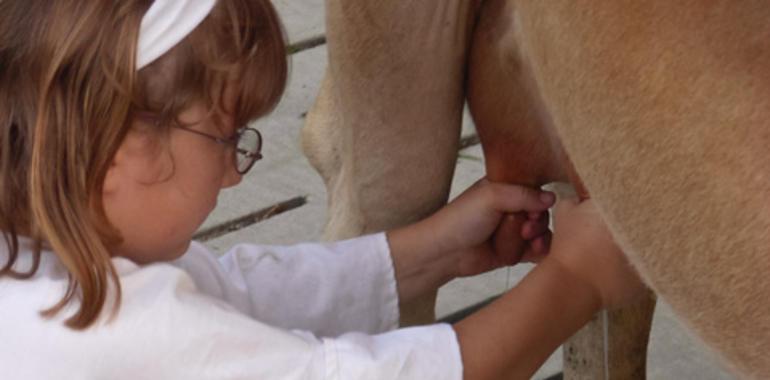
[134,112,263,175]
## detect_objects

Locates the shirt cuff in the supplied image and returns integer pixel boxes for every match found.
[323,323,463,380]
[372,232,400,332]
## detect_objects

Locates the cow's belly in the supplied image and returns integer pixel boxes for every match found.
[467,0,587,196]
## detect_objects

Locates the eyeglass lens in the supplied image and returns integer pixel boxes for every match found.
[235,128,262,174]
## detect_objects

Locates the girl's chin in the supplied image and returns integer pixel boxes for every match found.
[163,240,193,262]
[112,240,192,264]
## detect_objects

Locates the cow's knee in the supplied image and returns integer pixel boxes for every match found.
[301,74,342,187]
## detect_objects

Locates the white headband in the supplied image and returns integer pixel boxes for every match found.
[136,0,217,70]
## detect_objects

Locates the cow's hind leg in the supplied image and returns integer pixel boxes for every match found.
[302,0,478,325]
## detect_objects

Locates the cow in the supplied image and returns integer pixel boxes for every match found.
[302,1,770,377]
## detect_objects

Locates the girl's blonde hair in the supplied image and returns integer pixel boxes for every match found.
[0,0,287,329]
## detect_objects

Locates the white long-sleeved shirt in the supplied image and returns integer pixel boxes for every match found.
[0,233,463,379]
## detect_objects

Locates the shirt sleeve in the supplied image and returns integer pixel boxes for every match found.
[97,263,463,380]
[171,233,400,337]
[322,325,463,379]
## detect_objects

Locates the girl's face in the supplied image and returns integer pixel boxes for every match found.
[102,102,243,264]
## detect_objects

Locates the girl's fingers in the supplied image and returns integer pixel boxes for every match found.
[527,211,543,220]
[488,183,555,213]
[521,233,552,263]
[492,214,526,266]
[521,215,551,240]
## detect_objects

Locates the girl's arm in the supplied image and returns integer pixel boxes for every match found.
[457,198,647,379]
[454,254,599,379]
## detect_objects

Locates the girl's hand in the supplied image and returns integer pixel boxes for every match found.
[387,179,554,303]
[548,197,647,309]
[425,179,555,259]
[455,210,552,278]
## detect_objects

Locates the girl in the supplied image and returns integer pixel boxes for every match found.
[0,0,645,379]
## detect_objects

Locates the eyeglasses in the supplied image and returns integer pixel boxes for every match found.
[173,124,263,175]
[136,113,263,175]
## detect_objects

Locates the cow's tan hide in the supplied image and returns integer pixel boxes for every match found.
[303,0,770,376]
[509,2,770,377]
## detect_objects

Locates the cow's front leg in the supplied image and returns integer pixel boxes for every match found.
[302,1,478,325]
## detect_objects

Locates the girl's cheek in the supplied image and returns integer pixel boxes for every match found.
[117,131,175,183]
[143,152,175,182]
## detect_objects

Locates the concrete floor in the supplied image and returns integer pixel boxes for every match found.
[198,1,736,378]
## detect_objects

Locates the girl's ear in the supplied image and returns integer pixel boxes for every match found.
[102,150,123,195]
[102,161,118,194]
[102,131,141,196]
